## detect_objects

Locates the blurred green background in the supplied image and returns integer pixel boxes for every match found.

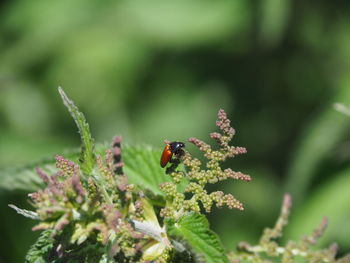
[1,0,350,262]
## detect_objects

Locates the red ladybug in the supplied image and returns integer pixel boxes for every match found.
[160,141,185,168]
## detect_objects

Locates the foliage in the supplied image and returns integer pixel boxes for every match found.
[122,145,187,196]
[167,212,227,263]
[25,229,54,263]
[159,109,250,219]
[231,194,350,263]
[7,89,350,262]
[3,2,350,262]
[58,87,95,175]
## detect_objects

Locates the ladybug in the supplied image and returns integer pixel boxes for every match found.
[160,141,185,168]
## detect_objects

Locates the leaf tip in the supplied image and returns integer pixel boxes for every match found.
[58,86,70,107]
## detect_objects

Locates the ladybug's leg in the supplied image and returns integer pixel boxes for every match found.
[169,153,182,167]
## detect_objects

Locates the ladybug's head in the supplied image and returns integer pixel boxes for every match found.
[169,141,185,154]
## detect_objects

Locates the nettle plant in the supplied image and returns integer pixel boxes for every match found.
[10,88,350,263]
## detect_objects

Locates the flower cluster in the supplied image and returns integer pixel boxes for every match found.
[28,136,146,261]
[229,194,350,263]
[160,109,251,219]
[10,88,350,263]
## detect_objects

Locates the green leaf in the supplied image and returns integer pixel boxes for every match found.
[167,212,228,263]
[122,144,187,196]
[0,161,53,192]
[58,87,95,174]
[0,144,181,197]
[25,229,54,263]
[0,148,82,192]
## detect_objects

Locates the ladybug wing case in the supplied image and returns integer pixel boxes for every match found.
[160,145,172,168]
